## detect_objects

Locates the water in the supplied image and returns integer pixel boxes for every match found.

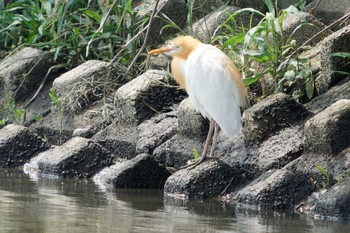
[1,168,349,233]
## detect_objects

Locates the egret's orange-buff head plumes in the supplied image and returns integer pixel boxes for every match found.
[148,36,202,59]
[148,36,202,90]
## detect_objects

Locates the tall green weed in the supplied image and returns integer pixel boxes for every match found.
[217,0,316,101]
[0,0,147,70]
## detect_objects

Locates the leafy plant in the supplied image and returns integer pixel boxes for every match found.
[334,167,350,182]
[192,147,200,161]
[275,54,314,100]
[49,88,62,112]
[42,133,49,144]
[0,96,26,126]
[316,165,332,189]
[217,0,315,101]
[1,0,151,121]
[0,95,45,127]
[293,0,308,10]
[316,164,350,188]
[331,52,350,58]
[0,0,147,72]
[0,119,6,125]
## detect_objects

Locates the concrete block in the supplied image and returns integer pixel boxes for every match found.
[0,124,49,167]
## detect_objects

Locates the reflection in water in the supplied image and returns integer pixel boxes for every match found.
[0,168,349,233]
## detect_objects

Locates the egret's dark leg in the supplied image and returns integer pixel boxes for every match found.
[209,121,219,157]
[181,118,215,169]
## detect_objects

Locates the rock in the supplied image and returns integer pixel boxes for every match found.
[282,11,332,46]
[164,158,237,199]
[192,6,253,44]
[242,93,309,144]
[0,47,50,101]
[223,126,304,180]
[278,0,313,9]
[153,134,203,169]
[315,25,350,93]
[312,177,350,221]
[33,126,73,146]
[31,137,113,178]
[95,153,171,188]
[191,0,225,19]
[192,3,266,43]
[203,5,265,43]
[257,126,304,171]
[306,0,350,26]
[30,109,76,145]
[31,98,106,145]
[304,99,350,155]
[177,98,208,139]
[214,132,244,158]
[136,111,177,154]
[135,0,187,44]
[92,123,138,159]
[330,151,350,179]
[0,124,49,167]
[305,79,350,114]
[72,125,96,138]
[234,0,266,12]
[236,165,314,209]
[113,69,185,126]
[21,73,53,125]
[52,60,127,111]
[148,53,170,70]
[235,0,313,11]
[219,134,253,177]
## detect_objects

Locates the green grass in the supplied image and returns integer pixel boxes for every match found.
[192,147,200,160]
[0,0,149,125]
[0,95,44,127]
[215,0,315,102]
[0,0,147,71]
[159,0,316,102]
[0,96,26,126]
[0,0,318,122]
[316,165,332,189]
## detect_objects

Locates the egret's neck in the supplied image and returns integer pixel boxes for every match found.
[171,57,187,90]
[172,49,191,60]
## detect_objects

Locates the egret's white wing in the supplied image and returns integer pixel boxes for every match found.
[185,44,245,136]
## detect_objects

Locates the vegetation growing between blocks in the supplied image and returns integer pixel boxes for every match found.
[0,0,321,125]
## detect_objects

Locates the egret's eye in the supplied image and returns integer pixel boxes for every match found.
[165,41,180,50]
[165,41,173,47]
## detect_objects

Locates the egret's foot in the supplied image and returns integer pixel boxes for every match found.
[181,156,206,170]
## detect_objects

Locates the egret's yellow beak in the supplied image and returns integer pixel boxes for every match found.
[148,47,172,55]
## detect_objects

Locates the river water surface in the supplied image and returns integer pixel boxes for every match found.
[1,168,349,233]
